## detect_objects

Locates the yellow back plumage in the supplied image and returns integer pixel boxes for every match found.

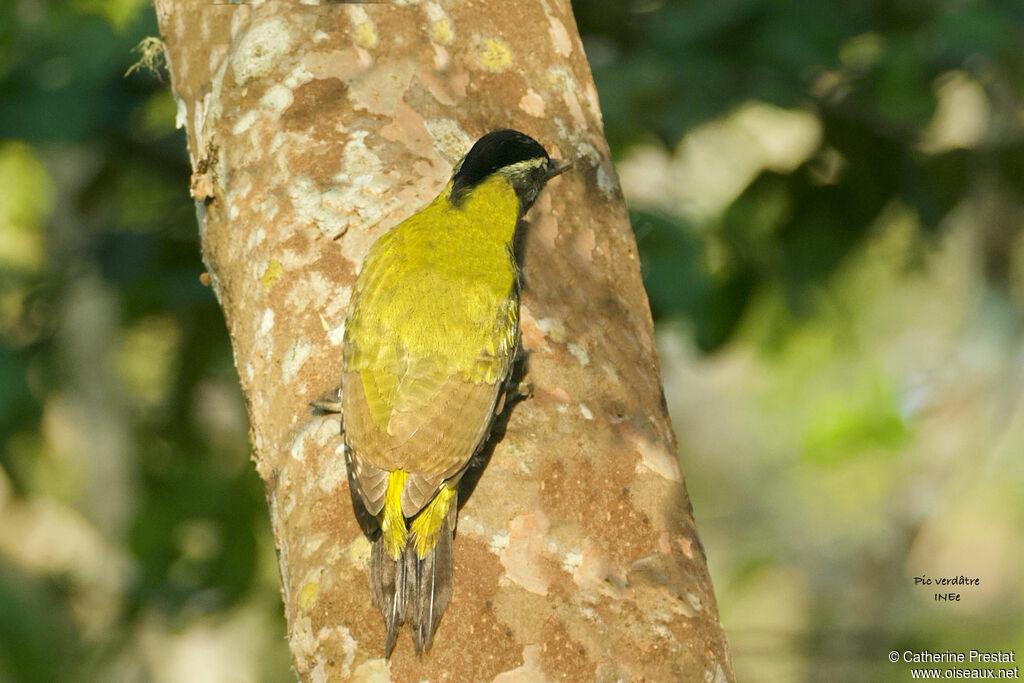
[344,175,521,432]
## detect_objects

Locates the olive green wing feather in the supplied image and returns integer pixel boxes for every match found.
[342,355,509,517]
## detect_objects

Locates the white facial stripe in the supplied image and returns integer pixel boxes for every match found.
[499,158,549,175]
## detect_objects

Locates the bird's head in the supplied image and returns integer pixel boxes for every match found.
[450,129,569,215]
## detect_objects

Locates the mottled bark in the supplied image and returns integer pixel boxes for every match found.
[154,0,732,679]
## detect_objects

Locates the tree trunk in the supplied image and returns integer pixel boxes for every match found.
[154,1,733,679]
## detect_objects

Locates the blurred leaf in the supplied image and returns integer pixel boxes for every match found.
[0,562,80,683]
[0,6,157,143]
[801,376,909,463]
[998,141,1024,199]
[873,36,936,128]
[133,90,178,139]
[130,463,263,613]
[904,148,968,229]
[68,0,150,32]
[577,0,1024,336]
[633,211,710,320]
[0,142,54,273]
[113,315,181,411]
[0,348,33,424]
[633,210,757,350]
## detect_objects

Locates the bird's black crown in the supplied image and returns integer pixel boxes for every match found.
[450,129,559,213]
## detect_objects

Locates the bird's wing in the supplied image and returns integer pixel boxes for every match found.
[343,354,505,517]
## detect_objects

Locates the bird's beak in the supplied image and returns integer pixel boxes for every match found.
[546,159,572,179]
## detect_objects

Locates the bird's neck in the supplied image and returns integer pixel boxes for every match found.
[442,175,520,247]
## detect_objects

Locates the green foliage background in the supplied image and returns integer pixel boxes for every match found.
[1,1,1021,680]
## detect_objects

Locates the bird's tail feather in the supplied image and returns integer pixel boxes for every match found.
[369,536,406,656]
[369,491,457,656]
[409,509,454,654]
